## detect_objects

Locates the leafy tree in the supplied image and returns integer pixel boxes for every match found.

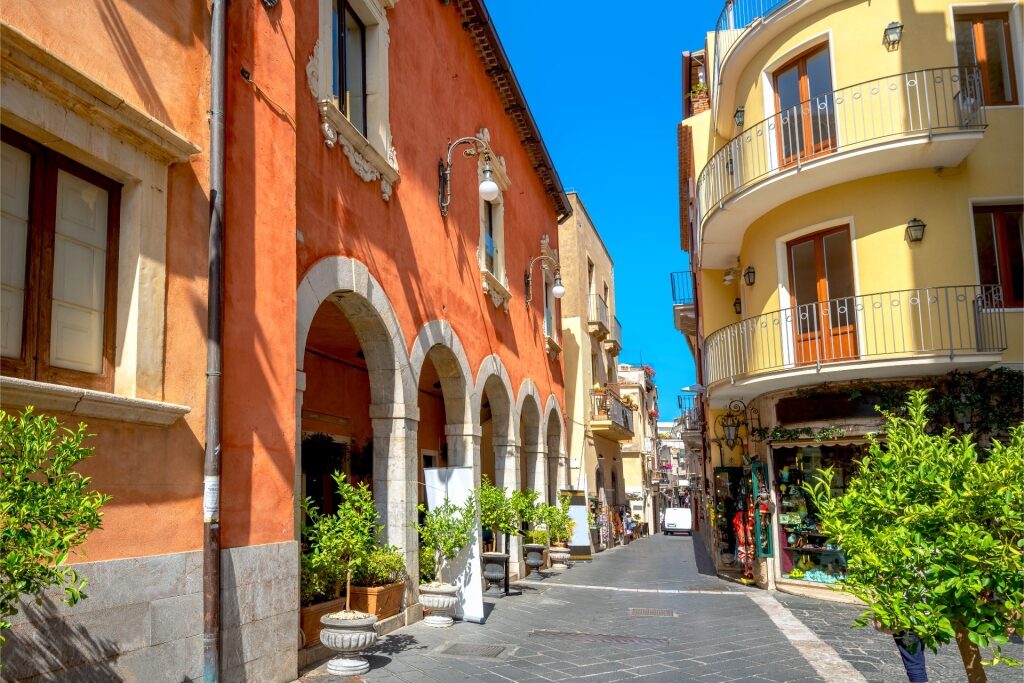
[543,494,574,544]
[0,408,111,646]
[301,472,379,613]
[805,390,1024,682]
[510,488,541,531]
[413,498,474,584]
[477,476,517,548]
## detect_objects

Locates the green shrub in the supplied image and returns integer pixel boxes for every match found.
[1,408,111,646]
[418,545,436,584]
[352,545,405,587]
[805,390,1024,681]
[413,498,474,584]
[525,529,549,545]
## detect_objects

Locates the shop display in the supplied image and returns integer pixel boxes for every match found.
[773,444,862,583]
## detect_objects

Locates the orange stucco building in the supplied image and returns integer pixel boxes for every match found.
[1,1,570,680]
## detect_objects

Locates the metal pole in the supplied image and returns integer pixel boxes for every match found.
[203,0,226,680]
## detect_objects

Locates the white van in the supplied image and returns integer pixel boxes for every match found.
[663,507,692,535]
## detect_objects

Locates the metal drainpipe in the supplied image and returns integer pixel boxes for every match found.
[203,0,226,680]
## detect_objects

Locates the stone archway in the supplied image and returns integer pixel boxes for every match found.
[543,395,567,504]
[296,257,418,594]
[517,380,544,501]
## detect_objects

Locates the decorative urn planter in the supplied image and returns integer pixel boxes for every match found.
[481,552,509,597]
[419,582,459,627]
[523,543,546,579]
[319,612,378,676]
[548,543,571,569]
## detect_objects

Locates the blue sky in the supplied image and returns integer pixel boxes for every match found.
[487,2,721,419]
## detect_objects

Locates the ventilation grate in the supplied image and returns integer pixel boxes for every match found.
[529,630,670,646]
[436,643,508,659]
[629,608,675,617]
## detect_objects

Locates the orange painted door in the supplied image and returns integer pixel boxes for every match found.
[788,227,857,365]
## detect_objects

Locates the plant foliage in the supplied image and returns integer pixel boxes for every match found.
[477,476,518,541]
[352,545,405,587]
[0,408,111,646]
[301,472,380,613]
[414,498,474,584]
[804,390,1024,681]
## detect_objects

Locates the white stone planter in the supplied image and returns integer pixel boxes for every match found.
[419,582,459,627]
[548,544,571,569]
[319,611,378,676]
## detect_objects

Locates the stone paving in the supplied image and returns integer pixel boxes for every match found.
[298,535,1023,682]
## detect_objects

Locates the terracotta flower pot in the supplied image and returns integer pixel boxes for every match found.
[348,580,404,620]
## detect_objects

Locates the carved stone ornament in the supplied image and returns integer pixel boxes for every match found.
[481,271,511,313]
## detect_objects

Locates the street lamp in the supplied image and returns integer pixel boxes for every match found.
[883,21,904,51]
[905,218,926,243]
[438,135,499,217]
[524,253,565,308]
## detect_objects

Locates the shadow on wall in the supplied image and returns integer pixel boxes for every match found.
[1,594,125,682]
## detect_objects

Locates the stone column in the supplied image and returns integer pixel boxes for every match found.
[493,439,524,579]
[370,402,420,606]
[445,422,481,474]
[522,444,547,502]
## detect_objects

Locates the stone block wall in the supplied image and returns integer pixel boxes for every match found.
[2,541,298,682]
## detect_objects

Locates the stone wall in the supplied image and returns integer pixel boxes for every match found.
[2,541,298,682]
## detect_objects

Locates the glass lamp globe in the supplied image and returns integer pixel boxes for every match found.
[552,275,566,299]
[479,165,500,202]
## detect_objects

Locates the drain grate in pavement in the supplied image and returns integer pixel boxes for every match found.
[629,608,675,617]
[530,630,670,646]
[435,642,508,659]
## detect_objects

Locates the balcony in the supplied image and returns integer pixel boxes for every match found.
[590,386,634,441]
[697,67,987,268]
[587,294,610,339]
[711,0,845,132]
[671,271,697,335]
[703,285,1007,403]
[676,394,702,433]
[604,316,623,354]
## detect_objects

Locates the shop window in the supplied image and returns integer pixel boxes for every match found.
[973,204,1023,307]
[774,444,864,584]
[954,12,1018,106]
[1,128,121,391]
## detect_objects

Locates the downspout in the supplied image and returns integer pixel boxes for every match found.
[203,0,226,680]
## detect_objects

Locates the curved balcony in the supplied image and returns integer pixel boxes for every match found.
[697,67,987,268]
[703,285,1007,403]
[711,0,845,131]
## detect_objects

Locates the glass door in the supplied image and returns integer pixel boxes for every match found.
[774,46,836,167]
[787,226,857,365]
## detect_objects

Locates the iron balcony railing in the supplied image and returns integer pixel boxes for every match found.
[612,317,623,346]
[713,0,795,93]
[697,67,986,223]
[704,285,1007,385]
[589,293,610,329]
[676,395,702,432]
[670,271,696,305]
[590,388,634,434]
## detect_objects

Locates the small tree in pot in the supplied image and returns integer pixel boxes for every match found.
[544,495,575,569]
[301,472,380,676]
[512,490,546,578]
[413,497,474,627]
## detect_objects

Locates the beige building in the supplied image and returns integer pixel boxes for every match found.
[617,364,660,531]
[558,192,632,549]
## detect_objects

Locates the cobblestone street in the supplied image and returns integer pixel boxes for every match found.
[299,535,1021,682]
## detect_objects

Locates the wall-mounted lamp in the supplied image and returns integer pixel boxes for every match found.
[723,267,738,286]
[681,384,705,394]
[714,399,748,451]
[905,218,926,243]
[743,266,756,286]
[883,21,904,51]
[733,297,742,315]
[524,254,564,308]
[733,106,745,127]
[438,135,498,217]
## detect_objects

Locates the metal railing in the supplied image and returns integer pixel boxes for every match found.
[590,388,634,434]
[611,317,623,346]
[589,294,610,329]
[676,395,702,432]
[704,285,1007,385]
[697,67,986,223]
[670,271,696,305]
[713,0,795,94]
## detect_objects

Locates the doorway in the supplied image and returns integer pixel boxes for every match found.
[774,45,836,167]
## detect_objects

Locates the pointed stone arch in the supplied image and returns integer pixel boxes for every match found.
[295,256,418,590]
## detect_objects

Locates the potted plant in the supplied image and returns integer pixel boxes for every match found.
[349,545,406,620]
[545,495,574,569]
[477,476,517,596]
[513,490,546,579]
[301,472,380,676]
[414,498,474,627]
[299,553,346,648]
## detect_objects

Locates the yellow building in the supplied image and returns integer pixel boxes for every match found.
[558,192,633,552]
[677,0,1023,599]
